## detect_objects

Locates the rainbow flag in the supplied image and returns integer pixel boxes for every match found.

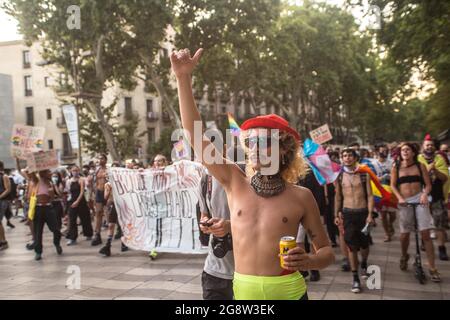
[356,164,397,208]
[227,113,241,137]
[303,138,341,185]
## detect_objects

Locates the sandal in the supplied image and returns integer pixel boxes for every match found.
[383,235,391,242]
[430,269,441,283]
[400,254,409,271]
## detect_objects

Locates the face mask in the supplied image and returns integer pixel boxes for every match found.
[89,170,94,175]
[51,177,58,184]
[72,172,80,178]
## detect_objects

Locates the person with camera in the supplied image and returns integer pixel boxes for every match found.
[199,170,235,300]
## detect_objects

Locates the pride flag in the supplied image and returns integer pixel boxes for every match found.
[303,138,341,185]
[227,113,241,137]
[356,164,397,208]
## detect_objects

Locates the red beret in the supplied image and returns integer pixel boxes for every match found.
[424,134,432,141]
[240,114,301,141]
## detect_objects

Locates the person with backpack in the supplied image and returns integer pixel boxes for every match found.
[334,148,374,293]
[0,161,11,250]
[390,142,441,282]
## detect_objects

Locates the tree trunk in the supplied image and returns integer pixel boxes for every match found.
[85,100,121,162]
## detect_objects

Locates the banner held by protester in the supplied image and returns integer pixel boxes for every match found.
[109,160,207,253]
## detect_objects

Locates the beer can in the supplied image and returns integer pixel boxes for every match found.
[279,236,296,268]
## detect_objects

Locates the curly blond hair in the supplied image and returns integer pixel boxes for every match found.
[240,129,308,184]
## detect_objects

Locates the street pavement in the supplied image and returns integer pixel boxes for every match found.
[0,214,449,300]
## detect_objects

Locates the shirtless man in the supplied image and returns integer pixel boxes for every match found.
[334,148,374,293]
[91,154,108,246]
[171,48,334,300]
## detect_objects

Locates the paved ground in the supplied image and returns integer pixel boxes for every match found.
[0,214,449,300]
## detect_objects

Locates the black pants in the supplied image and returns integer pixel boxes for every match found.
[34,205,61,254]
[52,201,64,231]
[67,200,93,240]
[202,271,233,300]
[324,204,338,243]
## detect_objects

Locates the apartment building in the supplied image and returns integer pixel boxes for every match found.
[0,40,165,165]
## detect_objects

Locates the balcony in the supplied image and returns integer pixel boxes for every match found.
[24,89,33,97]
[56,117,66,128]
[147,112,159,122]
[61,152,77,160]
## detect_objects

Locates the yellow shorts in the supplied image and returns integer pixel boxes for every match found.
[233,271,307,300]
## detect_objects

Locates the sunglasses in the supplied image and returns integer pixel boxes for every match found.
[244,136,274,150]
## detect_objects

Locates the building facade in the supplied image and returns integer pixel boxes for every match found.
[0,73,15,168]
[0,40,165,166]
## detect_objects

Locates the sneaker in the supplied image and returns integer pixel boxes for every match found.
[310,270,320,282]
[7,221,15,228]
[66,240,77,246]
[121,242,129,252]
[351,280,361,293]
[56,245,63,255]
[35,253,42,261]
[0,242,9,251]
[429,269,441,283]
[341,258,350,272]
[91,234,102,246]
[361,261,369,279]
[149,249,158,260]
[400,254,409,271]
[26,242,35,250]
[99,245,111,257]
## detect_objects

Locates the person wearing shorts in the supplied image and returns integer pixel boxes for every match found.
[334,148,374,294]
[391,142,441,282]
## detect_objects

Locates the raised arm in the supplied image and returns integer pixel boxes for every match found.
[170,48,243,189]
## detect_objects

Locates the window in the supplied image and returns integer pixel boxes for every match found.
[24,76,32,96]
[46,108,52,120]
[62,133,72,156]
[148,128,156,143]
[124,97,132,119]
[23,50,30,68]
[48,140,54,150]
[26,107,34,126]
[44,76,50,87]
[146,99,153,113]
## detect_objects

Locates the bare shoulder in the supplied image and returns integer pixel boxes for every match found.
[291,184,315,202]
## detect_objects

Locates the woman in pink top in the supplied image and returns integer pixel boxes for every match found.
[33,169,62,261]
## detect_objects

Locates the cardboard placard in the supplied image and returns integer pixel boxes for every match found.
[10,125,45,159]
[26,150,59,172]
[309,124,333,145]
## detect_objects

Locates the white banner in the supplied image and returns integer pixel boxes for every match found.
[109,160,207,253]
[62,104,79,149]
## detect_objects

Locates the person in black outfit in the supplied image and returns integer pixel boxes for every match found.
[66,166,93,245]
